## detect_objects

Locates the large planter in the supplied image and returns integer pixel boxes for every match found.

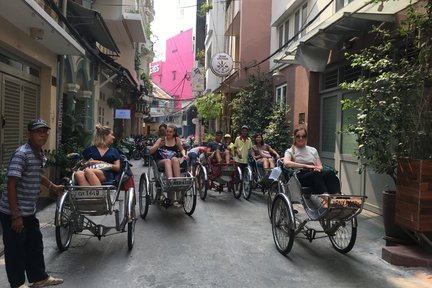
[395,158,432,232]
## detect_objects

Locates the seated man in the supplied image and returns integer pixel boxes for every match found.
[206,131,230,164]
[223,134,241,163]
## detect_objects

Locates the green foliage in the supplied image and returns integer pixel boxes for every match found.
[196,92,223,124]
[198,2,213,17]
[230,73,274,137]
[265,103,292,155]
[340,3,432,184]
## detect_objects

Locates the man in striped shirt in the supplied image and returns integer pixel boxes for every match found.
[0,119,64,288]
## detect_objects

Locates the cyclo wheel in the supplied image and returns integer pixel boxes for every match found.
[126,188,136,250]
[326,217,357,254]
[271,193,295,255]
[195,164,208,200]
[55,193,73,252]
[183,180,197,216]
[242,166,253,200]
[231,166,242,199]
[138,173,150,219]
[267,181,282,219]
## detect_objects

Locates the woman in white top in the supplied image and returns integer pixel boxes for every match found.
[283,128,340,194]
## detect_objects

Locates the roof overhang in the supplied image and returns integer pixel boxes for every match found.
[67,0,120,54]
[0,0,85,56]
[295,12,394,72]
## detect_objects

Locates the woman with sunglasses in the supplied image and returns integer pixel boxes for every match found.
[283,128,340,194]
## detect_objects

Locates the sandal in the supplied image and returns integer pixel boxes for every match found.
[32,276,63,287]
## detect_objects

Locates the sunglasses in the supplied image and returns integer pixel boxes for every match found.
[295,135,307,139]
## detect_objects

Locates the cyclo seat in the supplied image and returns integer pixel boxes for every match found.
[101,154,132,187]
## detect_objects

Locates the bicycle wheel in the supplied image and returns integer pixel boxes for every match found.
[183,182,197,216]
[195,164,208,200]
[271,194,295,255]
[242,166,253,200]
[55,197,73,252]
[267,181,280,219]
[138,173,150,219]
[328,217,357,254]
[127,188,136,250]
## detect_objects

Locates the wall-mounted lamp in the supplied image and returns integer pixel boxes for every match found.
[29,27,44,40]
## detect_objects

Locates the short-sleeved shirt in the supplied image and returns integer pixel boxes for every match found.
[284,145,319,166]
[0,143,46,216]
[234,136,253,164]
[82,146,121,182]
[207,141,226,152]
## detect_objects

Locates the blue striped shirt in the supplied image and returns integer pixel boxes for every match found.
[0,143,45,216]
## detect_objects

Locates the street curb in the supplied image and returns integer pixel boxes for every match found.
[382,245,432,268]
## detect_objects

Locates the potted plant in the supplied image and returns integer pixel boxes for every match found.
[341,1,432,241]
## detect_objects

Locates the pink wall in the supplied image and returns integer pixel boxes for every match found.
[150,29,194,111]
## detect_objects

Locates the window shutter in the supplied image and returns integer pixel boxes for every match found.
[2,75,21,166]
[22,82,39,140]
[321,96,337,153]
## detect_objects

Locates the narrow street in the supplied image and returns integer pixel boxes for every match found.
[0,159,431,288]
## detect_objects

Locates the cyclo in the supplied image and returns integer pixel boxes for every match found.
[138,152,197,219]
[55,153,137,251]
[242,151,278,200]
[268,160,367,255]
[194,152,243,200]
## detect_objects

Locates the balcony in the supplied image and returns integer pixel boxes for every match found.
[93,0,146,46]
[0,0,84,55]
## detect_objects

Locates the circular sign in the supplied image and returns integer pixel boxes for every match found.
[210,53,233,77]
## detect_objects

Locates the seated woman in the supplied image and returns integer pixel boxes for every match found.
[283,128,340,194]
[150,123,188,178]
[75,124,121,186]
[252,134,280,169]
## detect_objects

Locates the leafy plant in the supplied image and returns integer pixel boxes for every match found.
[196,92,223,125]
[265,103,292,155]
[230,72,274,137]
[340,2,432,184]
[198,2,213,17]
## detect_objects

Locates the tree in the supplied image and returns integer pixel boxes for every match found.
[196,92,223,125]
[230,73,274,137]
[265,103,292,155]
[340,1,432,184]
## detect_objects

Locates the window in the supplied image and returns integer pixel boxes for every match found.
[301,3,308,37]
[278,25,283,48]
[336,0,354,12]
[294,11,300,41]
[321,96,337,153]
[341,93,358,155]
[278,20,290,48]
[275,84,287,104]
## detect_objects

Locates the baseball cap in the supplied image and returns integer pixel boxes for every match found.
[224,133,232,138]
[241,125,249,130]
[27,119,51,131]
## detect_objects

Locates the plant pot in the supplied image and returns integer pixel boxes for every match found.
[382,190,410,241]
[395,158,432,232]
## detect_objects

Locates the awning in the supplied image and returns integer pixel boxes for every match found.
[67,0,120,54]
[0,0,84,56]
[294,12,394,72]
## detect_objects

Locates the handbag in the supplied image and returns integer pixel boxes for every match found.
[260,149,272,158]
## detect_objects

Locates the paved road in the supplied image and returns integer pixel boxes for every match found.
[1,159,431,288]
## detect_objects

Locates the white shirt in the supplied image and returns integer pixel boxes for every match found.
[284,145,319,165]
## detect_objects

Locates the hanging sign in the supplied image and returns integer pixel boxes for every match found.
[210,53,233,77]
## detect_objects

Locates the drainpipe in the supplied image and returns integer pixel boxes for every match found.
[56,0,67,149]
